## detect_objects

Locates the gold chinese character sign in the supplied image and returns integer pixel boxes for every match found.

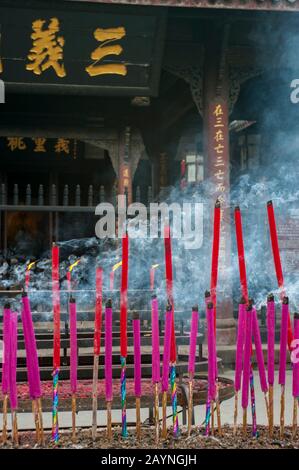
[86,27,127,77]
[26,18,66,78]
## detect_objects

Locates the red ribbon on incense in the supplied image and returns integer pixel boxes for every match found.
[120,233,129,358]
[164,225,176,363]
[267,201,293,350]
[93,267,103,356]
[52,244,60,370]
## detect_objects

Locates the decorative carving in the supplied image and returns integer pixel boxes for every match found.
[85,127,146,178]
[165,65,203,115]
[228,66,263,114]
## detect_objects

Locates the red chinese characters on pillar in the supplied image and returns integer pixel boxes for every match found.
[208,99,230,279]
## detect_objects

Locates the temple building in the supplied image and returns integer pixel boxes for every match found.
[1,0,299,342]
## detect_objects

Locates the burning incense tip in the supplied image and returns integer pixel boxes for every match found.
[234,206,240,212]
[166,300,172,311]
[267,200,273,206]
[207,302,214,310]
[240,297,246,304]
[106,299,112,308]
[192,305,199,312]
[151,293,157,299]
[283,296,289,305]
[4,302,10,309]
[205,290,211,298]
[246,304,253,312]
[248,298,254,306]
[215,199,221,208]
[267,293,275,302]
[70,297,76,304]
[132,311,139,320]
[22,291,27,298]
[69,260,80,272]
[27,261,36,271]
[294,313,299,320]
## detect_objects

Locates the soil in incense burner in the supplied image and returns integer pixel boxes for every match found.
[2,426,299,449]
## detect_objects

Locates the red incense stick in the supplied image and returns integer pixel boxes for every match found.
[210,199,221,331]
[120,232,129,437]
[234,207,257,436]
[234,207,249,303]
[164,225,176,363]
[164,225,179,436]
[51,244,60,443]
[267,201,293,350]
[92,267,103,440]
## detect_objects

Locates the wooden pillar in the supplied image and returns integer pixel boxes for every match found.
[203,24,235,345]
[118,126,133,205]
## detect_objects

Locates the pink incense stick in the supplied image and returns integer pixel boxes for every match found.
[2,304,11,396]
[133,312,141,398]
[162,303,172,392]
[9,312,18,411]
[21,293,41,399]
[105,299,113,402]
[69,298,77,394]
[188,305,199,375]
[151,295,160,384]
[293,313,299,398]
[279,297,289,386]
[234,299,246,392]
[252,307,268,393]
[266,294,275,386]
[241,305,253,410]
[206,303,216,401]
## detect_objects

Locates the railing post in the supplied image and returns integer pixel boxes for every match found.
[13,183,19,205]
[26,184,31,205]
[75,184,81,206]
[38,184,44,206]
[88,185,93,206]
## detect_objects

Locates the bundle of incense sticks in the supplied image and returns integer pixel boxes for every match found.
[292,313,299,438]
[21,293,44,445]
[267,293,275,437]
[187,305,199,436]
[10,311,18,446]
[105,299,113,440]
[51,244,61,443]
[267,201,293,349]
[279,296,289,438]
[151,295,160,443]
[92,267,103,441]
[206,302,221,435]
[161,302,172,439]
[120,233,129,438]
[133,312,142,440]
[242,304,253,436]
[234,206,257,436]
[69,297,77,442]
[2,303,11,444]
[234,298,246,435]
[204,291,212,435]
[164,225,179,437]
[210,199,221,329]
[252,306,269,422]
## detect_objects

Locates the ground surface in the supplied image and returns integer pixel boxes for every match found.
[1,426,299,449]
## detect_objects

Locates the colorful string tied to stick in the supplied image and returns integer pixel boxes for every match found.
[52,368,59,444]
[170,362,179,437]
[120,356,127,438]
